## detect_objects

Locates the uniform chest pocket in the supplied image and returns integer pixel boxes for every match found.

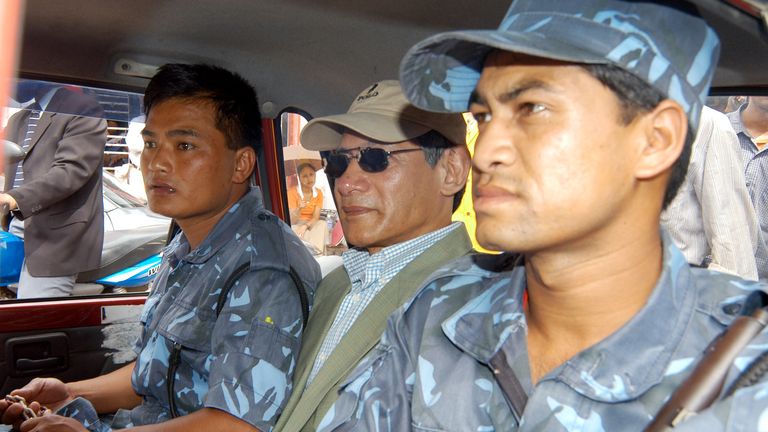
[154,298,217,352]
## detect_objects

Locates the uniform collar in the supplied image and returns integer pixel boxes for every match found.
[166,188,266,265]
[444,233,699,403]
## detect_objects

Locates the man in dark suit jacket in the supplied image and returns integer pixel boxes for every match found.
[1,85,106,298]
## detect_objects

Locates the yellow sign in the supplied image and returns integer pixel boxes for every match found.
[451,114,498,254]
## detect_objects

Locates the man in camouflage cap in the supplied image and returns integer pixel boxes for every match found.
[0,64,321,432]
[316,1,768,430]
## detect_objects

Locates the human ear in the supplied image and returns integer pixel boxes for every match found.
[634,99,688,180]
[232,147,256,184]
[439,145,471,197]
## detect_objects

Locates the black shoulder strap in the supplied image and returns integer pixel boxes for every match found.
[215,262,309,329]
[287,265,310,329]
[215,262,250,317]
[488,349,528,424]
[169,263,310,418]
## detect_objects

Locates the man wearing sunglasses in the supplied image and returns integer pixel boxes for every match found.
[274,80,472,432]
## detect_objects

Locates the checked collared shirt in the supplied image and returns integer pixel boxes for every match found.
[306,222,460,385]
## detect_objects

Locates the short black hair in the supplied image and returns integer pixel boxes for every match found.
[582,63,693,210]
[143,63,262,152]
[413,129,466,212]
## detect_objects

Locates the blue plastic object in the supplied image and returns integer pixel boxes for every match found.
[96,253,162,287]
[0,231,24,285]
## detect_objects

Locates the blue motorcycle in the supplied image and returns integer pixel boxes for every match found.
[0,226,166,294]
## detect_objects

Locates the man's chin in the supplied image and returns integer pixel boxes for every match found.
[476,227,523,253]
[146,203,180,220]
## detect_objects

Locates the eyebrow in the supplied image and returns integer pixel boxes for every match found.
[469,79,558,106]
[141,128,200,138]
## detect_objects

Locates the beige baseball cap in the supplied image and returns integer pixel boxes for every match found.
[300,80,467,151]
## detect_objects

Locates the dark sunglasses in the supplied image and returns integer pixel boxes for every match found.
[323,146,423,178]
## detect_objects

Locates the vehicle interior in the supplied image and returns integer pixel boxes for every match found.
[0,0,766,402]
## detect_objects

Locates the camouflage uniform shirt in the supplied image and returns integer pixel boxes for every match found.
[317,234,768,431]
[59,188,321,431]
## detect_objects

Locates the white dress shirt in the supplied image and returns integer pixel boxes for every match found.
[662,106,759,280]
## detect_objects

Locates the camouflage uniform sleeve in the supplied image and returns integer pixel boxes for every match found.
[204,267,304,431]
[316,286,440,431]
[56,397,112,432]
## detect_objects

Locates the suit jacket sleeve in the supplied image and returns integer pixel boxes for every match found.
[8,91,107,218]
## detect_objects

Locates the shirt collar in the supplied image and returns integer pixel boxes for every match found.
[36,87,59,111]
[732,103,748,135]
[342,222,461,291]
[297,184,318,200]
[444,232,700,403]
[167,187,266,265]
[728,105,768,154]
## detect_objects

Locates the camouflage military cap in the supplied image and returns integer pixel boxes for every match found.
[399,0,720,129]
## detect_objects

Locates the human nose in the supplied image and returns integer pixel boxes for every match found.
[334,156,369,195]
[472,121,516,175]
[142,143,171,173]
